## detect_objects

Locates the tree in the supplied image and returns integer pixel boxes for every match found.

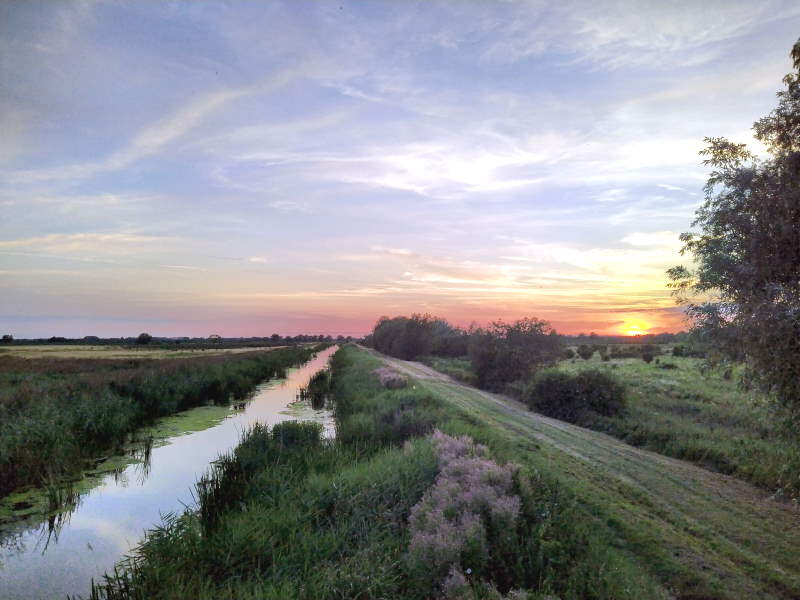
[136,332,153,345]
[1,334,12,343]
[668,38,800,413]
[468,318,562,390]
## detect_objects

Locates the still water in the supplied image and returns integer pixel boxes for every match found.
[0,346,337,599]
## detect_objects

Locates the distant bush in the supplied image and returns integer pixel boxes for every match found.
[526,369,626,423]
[577,344,595,360]
[563,348,576,359]
[609,345,640,359]
[136,332,153,345]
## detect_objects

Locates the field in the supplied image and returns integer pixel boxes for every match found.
[88,345,800,599]
[424,350,799,498]
[0,344,282,360]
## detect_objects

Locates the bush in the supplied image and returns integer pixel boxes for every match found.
[563,348,576,359]
[526,369,626,423]
[469,318,562,391]
[577,344,594,360]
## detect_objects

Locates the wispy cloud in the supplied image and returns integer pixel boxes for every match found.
[7,88,248,184]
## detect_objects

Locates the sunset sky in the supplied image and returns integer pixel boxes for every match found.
[2,1,799,338]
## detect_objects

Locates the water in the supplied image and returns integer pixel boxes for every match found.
[0,347,337,599]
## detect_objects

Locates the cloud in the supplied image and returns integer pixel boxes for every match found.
[0,232,166,251]
[621,231,682,249]
[7,88,249,184]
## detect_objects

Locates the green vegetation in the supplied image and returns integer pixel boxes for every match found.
[0,346,320,498]
[668,39,800,417]
[420,355,477,386]
[91,345,665,600]
[368,313,469,359]
[559,356,800,499]
[526,368,627,423]
[297,367,332,409]
[468,318,562,392]
[427,352,800,499]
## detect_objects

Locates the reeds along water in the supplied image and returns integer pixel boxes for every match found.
[296,368,331,410]
[0,346,321,499]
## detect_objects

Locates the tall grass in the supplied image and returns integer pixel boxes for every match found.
[0,346,321,498]
[296,367,331,409]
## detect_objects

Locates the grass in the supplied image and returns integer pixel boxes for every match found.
[426,353,800,498]
[90,345,666,600]
[420,355,477,385]
[0,346,321,499]
[380,353,800,599]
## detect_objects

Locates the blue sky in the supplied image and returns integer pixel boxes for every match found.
[2,0,799,337]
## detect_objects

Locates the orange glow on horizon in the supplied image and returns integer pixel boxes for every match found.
[621,318,653,337]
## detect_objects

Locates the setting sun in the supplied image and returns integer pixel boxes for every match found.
[622,319,652,336]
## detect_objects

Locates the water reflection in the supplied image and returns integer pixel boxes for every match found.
[0,347,337,600]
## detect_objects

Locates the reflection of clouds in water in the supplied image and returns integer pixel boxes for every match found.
[70,517,139,557]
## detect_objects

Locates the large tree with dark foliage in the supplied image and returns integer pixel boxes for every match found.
[668,39,800,414]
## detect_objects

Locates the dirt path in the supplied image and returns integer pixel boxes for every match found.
[370,350,800,599]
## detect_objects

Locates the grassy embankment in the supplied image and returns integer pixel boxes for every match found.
[91,345,666,600]
[422,352,799,498]
[0,346,319,498]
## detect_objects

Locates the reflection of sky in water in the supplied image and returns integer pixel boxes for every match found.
[0,347,337,600]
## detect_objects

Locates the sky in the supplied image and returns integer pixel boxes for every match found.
[1,1,799,338]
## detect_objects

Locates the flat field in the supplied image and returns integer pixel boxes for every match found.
[0,344,281,360]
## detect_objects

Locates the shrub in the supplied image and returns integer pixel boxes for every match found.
[373,367,408,389]
[526,369,626,423]
[563,348,576,359]
[469,318,562,391]
[576,344,594,360]
[406,431,520,594]
[136,332,153,345]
